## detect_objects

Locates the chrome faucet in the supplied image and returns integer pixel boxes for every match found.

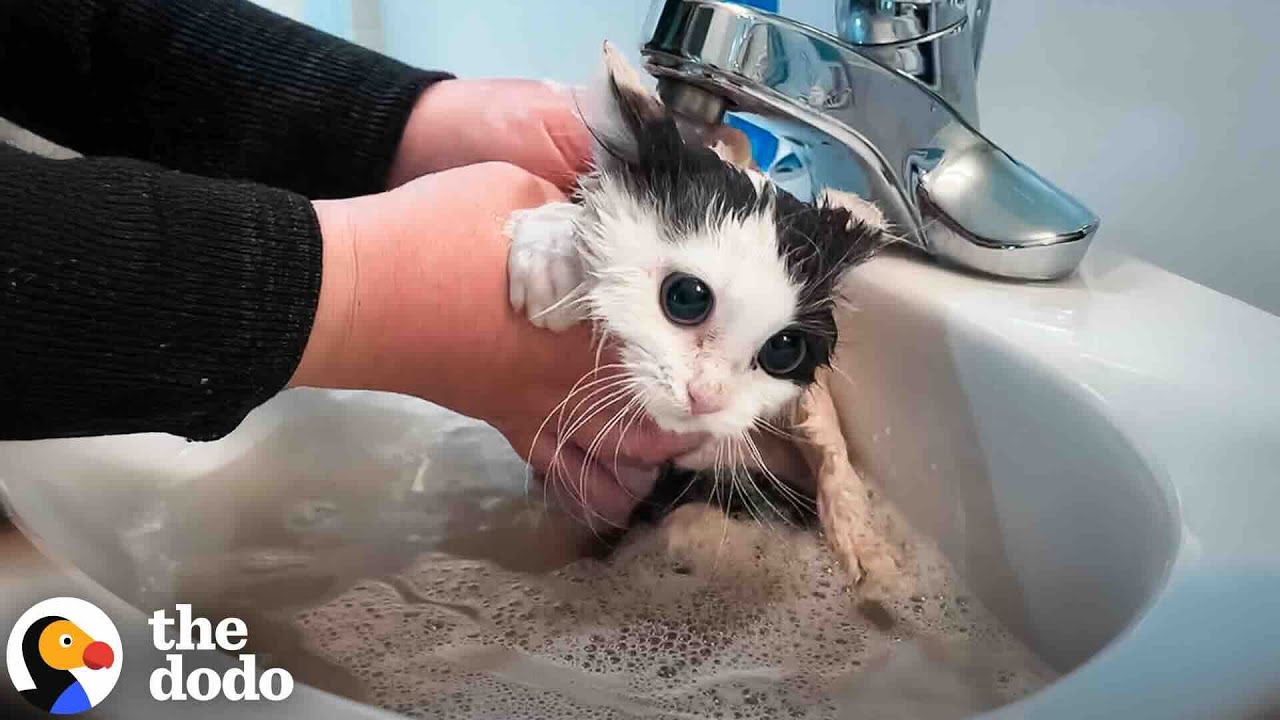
[641,0,1099,280]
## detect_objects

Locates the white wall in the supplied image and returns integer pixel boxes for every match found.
[378,0,654,78]
[249,0,305,22]
[977,1,1280,315]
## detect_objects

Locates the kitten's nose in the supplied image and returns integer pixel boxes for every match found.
[687,382,727,416]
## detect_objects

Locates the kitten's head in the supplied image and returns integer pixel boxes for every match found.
[574,44,886,438]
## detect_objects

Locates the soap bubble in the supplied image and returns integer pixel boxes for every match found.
[296,492,1054,719]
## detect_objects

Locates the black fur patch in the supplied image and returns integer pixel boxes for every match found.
[772,194,883,380]
[630,464,817,528]
[600,75,883,383]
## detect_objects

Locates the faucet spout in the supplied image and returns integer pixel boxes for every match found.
[642,0,1099,280]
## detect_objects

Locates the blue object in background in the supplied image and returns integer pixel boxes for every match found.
[725,115,780,170]
[303,0,353,40]
[726,0,779,12]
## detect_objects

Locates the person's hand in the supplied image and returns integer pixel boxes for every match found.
[387,79,592,192]
[292,162,702,529]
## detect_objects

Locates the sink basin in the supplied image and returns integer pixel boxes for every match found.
[836,249,1280,718]
[2,247,1278,719]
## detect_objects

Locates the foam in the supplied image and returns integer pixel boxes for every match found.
[295,489,1055,719]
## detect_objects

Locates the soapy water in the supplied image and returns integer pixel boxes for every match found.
[295,492,1053,719]
[19,389,1051,719]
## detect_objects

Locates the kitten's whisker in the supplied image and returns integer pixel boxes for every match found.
[554,382,639,446]
[733,435,798,531]
[551,389,640,505]
[531,286,590,320]
[606,399,656,504]
[526,365,632,499]
[590,324,614,356]
[578,390,651,507]
[753,417,805,443]
[744,436,816,512]
[547,434,623,537]
[742,432,816,514]
[712,451,736,579]
[551,372,634,432]
[533,377,637,517]
[658,457,707,516]
[542,376,637,453]
[727,436,773,529]
[545,365,633,429]
[551,383,641,473]
[745,419,820,514]
[611,396,649,476]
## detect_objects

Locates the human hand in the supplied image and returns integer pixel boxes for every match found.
[292,162,702,529]
[387,79,592,192]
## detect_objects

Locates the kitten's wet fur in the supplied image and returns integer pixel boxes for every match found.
[593,71,882,384]
[507,43,887,527]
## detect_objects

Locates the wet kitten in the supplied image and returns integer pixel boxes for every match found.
[507,44,886,528]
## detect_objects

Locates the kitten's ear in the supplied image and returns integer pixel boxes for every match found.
[581,42,758,173]
[819,188,888,231]
[581,41,668,173]
[816,189,891,284]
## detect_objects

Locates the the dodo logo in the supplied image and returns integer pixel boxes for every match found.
[7,597,121,715]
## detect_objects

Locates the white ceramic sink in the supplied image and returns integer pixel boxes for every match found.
[2,247,1278,719]
[836,249,1280,718]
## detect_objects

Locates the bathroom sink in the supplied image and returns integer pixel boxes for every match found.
[2,246,1278,719]
[835,248,1280,718]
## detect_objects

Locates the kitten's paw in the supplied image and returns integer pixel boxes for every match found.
[817,459,907,601]
[846,527,908,602]
[506,201,587,332]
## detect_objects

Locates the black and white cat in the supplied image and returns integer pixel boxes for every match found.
[507,44,887,523]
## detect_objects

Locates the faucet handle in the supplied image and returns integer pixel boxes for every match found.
[835,0,969,46]
[914,137,1100,280]
[835,0,990,68]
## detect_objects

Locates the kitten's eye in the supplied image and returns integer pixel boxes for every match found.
[660,273,714,326]
[757,331,806,377]
[59,634,73,648]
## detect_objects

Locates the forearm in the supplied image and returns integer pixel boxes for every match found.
[0,0,450,198]
[0,145,320,441]
[291,185,517,411]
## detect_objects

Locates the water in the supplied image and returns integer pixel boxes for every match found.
[20,389,1053,718]
[288,494,1053,719]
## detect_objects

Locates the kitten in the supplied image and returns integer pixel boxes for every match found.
[507,44,887,533]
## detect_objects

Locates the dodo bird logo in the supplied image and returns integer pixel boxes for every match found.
[7,598,122,715]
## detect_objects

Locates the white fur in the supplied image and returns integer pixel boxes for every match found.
[506,44,885,450]
[505,176,805,439]
[575,173,804,438]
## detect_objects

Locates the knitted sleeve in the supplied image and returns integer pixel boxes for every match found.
[0,145,322,441]
[0,0,451,198]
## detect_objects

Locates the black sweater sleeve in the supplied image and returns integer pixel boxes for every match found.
[0,0,456,441]
[1,0,451,198]
[0,145,321,441]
